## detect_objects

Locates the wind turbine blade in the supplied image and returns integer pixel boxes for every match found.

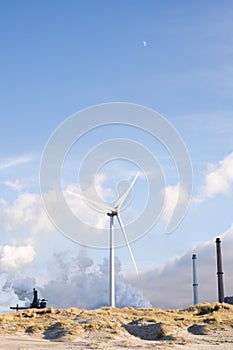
[114,172,140,211]
[116,214,138,274]
[66,190,112,213]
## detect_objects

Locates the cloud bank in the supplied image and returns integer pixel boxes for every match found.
[127,226,233,309]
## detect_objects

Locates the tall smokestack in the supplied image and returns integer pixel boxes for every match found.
[192,254,198,305]
[215,237,224,303]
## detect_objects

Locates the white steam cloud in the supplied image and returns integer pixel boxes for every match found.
[41,251,151,309]
[2,250,151,311]
[3,276,36,302]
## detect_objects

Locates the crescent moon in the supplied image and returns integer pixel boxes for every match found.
[143,40,147,47]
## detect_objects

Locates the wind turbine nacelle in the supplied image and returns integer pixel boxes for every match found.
[107,211,118,217]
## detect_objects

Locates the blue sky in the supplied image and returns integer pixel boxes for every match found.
[0,1,233,311]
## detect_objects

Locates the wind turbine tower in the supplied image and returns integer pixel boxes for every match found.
[68,172,139,308]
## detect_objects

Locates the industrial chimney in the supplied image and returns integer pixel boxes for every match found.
[215,237,224,303]
[192,254,198,305]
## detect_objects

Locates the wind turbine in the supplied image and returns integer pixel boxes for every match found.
[67,172,140,307]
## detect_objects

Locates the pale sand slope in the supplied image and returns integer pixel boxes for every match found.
[0,302,232,349]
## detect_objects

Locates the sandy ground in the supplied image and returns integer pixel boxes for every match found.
[0,328,233,350]
[0,303,232,349]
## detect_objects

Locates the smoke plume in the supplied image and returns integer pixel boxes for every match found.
[2,250,151,311]
[41,251,151,309]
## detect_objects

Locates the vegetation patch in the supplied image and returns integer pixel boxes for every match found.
[0,302,232,341]
[188,302,231,316]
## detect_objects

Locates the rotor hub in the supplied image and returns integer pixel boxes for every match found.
[107,211,118,217]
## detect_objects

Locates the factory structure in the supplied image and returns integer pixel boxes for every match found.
[192,237,233,306]
[215,237,225,303]
[10,288,47,311]
[192,254,198,305]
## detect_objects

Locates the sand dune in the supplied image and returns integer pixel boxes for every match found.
[0,302,233,349]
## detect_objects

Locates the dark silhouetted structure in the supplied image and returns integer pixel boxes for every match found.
[10,288,47,311]
[224,296,233,305]
[215,237,224,303]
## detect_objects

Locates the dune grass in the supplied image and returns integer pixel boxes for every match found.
[0,302,232,341]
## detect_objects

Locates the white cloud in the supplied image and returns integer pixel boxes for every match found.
[0,172,116,238]
[162,183,190,224]
[0,155,32,170]
[3,179,23,191]
[0,245,35,272]
[93,172,115,202]
[65,184,108,229]
[1,192,54,233]
[127,226,233,309]
[163,184,180,223]
[197,152,233,201]
[0,172,129,237]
